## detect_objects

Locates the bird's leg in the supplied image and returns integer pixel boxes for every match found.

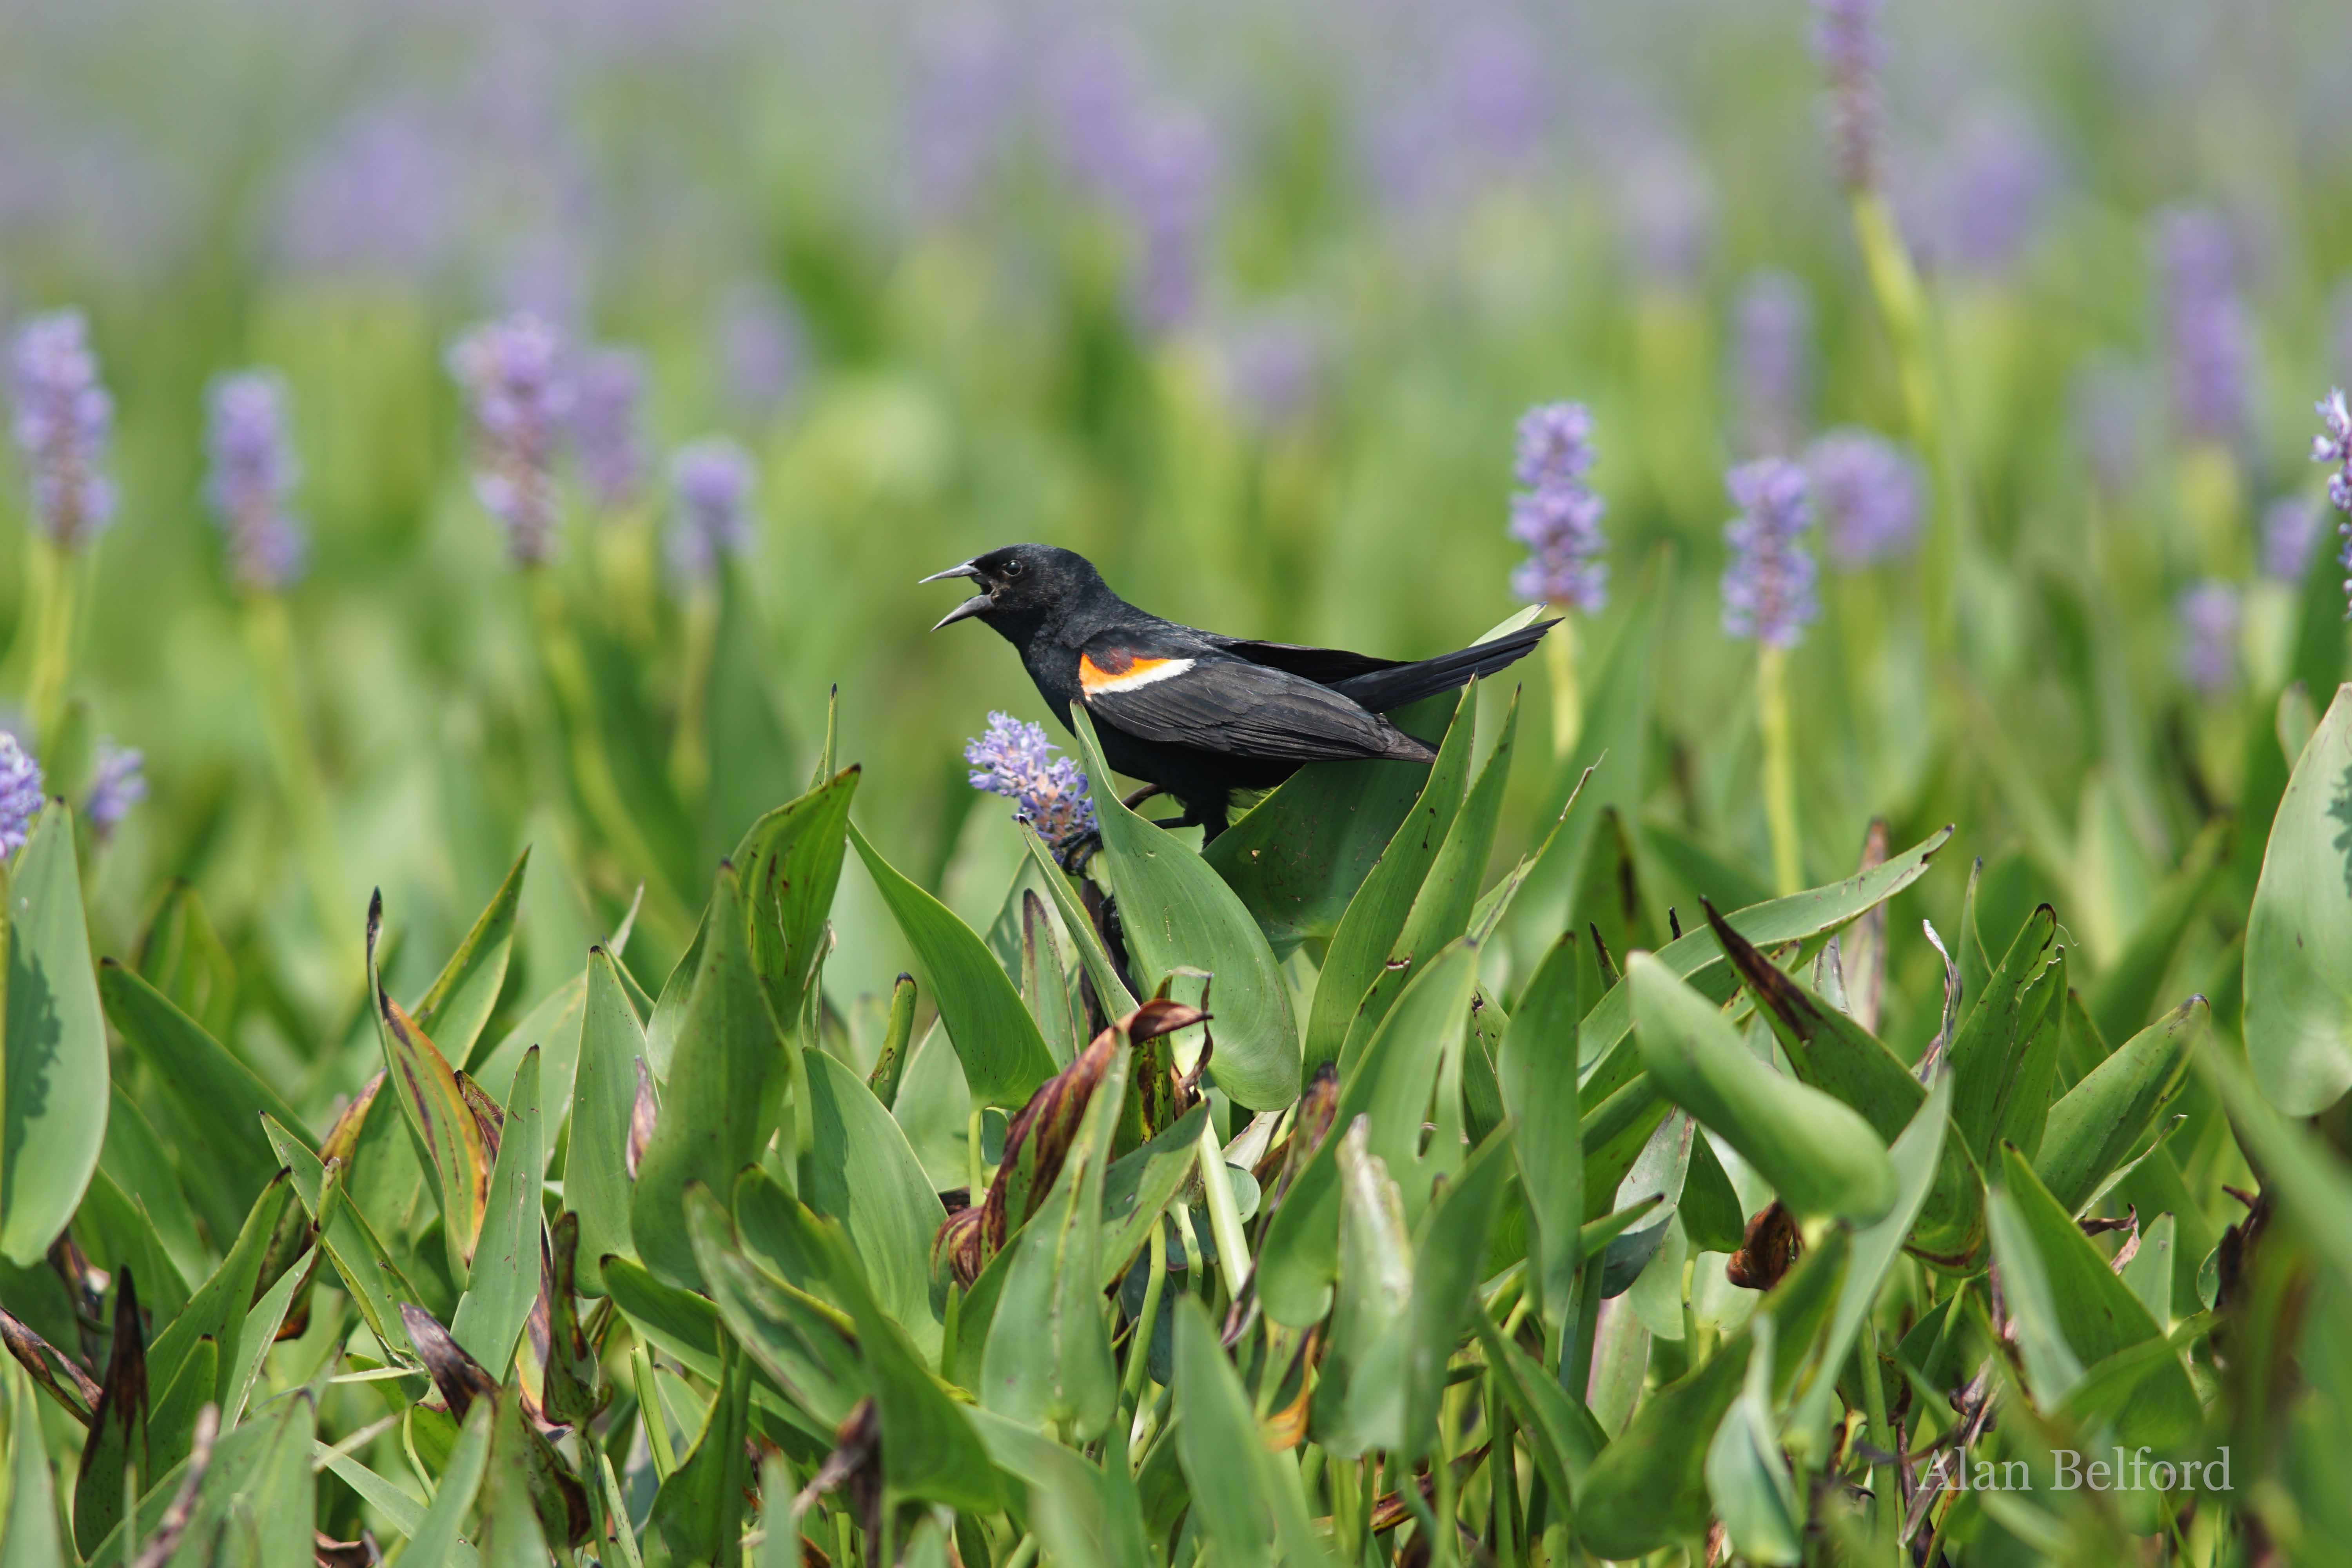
[1053,830,1102,875]
[1120,784,1165,811]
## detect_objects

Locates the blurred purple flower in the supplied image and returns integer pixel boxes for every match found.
[2263,496,2320,582]
[1508,403,1608,612]
[718,283,805,419]
[2072,361,2143,501]
[1908,103,2060,275]
[571,348,647,511]
[1806,429,1921,566]
[1733,271,1811,457]
[1721,458,1818,648]
[667,437,754,584]
[1126,108,1219,334]
[273,105,462,277]
[86,740,143,840]
[1444,17,1547,168]
[2317,389,2352,616]
[1812,0,1884,191]
[203,371,307,590]
[1617,139,1716,286]
[9,309,116,548]
[903,7,1018,220]
[1219,311,1321,430]
[2156,207,2252,447]
[2176,581,2239,694]
[0,733,40,855]
[965,711,1096,851]
[447,312,573,565]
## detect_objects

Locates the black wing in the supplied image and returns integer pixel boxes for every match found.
[1078,637,1432,763]
[1204,636,1403,686]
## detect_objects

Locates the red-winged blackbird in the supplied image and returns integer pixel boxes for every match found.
[925,544,1555,841]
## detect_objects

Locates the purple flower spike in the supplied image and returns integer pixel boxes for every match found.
[571,348,647,512]
[0,733,42,856]
[2316,388,2352,615]
[2262,496,2319,583]
[1721,458,1818,648]
[9,309,116,549]
[2157,208,2252,448]
[667,437,755,584]
[1812,0,1884,192]
[2176,581,2239,695]
[1220,312,1321,430]
[719,283,805,419]
[203,371,307,590]
[1127,108,1219,334]
[965,711,1096,852]
[1733,272,1811,457]
[447,312,573,565]
[1507,403,1608,613]
[86,740,144,840]
[1806,428,1922,567]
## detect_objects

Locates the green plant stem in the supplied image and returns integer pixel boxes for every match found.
[241,593,355,973]
[1196,1118,1254,1295]
[998,1534,1039,1568]
[527,569,691,940]
[632,1344,678,1479]
[1563,1263,1604,1403]
[1861,1320,1899,1563]
[1120,1223,1167,1412]
[1171,1202,1211,1303]
[23,533,78,750]
[968,1107,987,1205]
[669,583,719,805]
[1758,642,1801,895]
[1489,1381,1521,1564]
[1542,612,1581,760]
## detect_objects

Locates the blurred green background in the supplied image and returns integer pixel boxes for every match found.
[5,0,2350,1084]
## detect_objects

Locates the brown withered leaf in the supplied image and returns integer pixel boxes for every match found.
[1259,1061,1339,1210]
[319,1072,386,1168]
[1726,1201,1802,1291]
[792,1397,882,1551]
[310,1531,380,1568]
[933,1205,988,1289]
[399,1303,499,1422]
[1,1303,100,1424]
[534,1214,608,1427]
[454,1072,506,1166]
[626,1056,658,1180]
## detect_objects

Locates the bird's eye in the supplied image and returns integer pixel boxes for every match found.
[1002,559,1024,578]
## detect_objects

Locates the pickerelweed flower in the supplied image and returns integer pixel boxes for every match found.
[0,732,42,856]
[1906,102,2060,276]
[203,371,306,590]
[2157,208,2252,447]
[1721,458,1818,647]
[2176,581,2239,695]
[1126,107,1218,334]
[718,283,804,419]
[2262,496,2319,583]
[667,438,754,584]
[965,711,1096,852]
[86,740,144,840]
[2316,388,2352,614]
[1507,403,1608,612]
[447,312,572,565]
[1733,271,1811,457]
[1617,136,1717,286]
[2072,361,2143,502]
[1219,311,1321,431]
[570,348,647,512]
[1812,0,1884,192]
[1806,428,1922,566]
[9,309,116,548]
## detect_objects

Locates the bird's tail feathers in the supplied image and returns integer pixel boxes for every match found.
[1331,619,1560,713]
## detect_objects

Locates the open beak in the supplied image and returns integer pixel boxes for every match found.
[922,561,993,630]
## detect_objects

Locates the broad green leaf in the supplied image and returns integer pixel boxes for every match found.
[1705,1314,1801,1566]
[2087,824,2225,1045]
[1470,1307,1606,1509]
[1172,1297,1328,1568]
[1301,688,1475,1074]
[415,846,528,1069]
[1203,691,1457,956]
[799,1048,948,1359]
[228,1244,314,1425]
[95,1090,205,1293]
[1067,708,1301,1111]
[1630,953,1896,1223]
[450,1046,543,1379]
[3,805,109,1265]
[648,1324,753,1566]
[1022,889,1082,1066]
[1099,1102,1211,1285]
[1312,1118,1414,1456]
[2034,997,2203,1214]
[481,1395,554,1568]
[631,860,783,1290]
[1576,825,1954,1106]
[735,765,861,1032]
[684,1186,861,1436]
[981,1044,1126,1439]
[1499,936,1580,1327]
[468,968,588,1106]
[82,1379,315,1568]
[1984,1183,2085,1405]
[368,893,490,1280]
[1944,904,2059,1167]
[2245,681,2352,1113]
[263,1116,415,1361]
[1018,826,1137,1018]
[147,1169,287,1412]
[401,1399,494,1568]
[2,1360,67,1568]
[1259,940,1478,1325]
[76,1167,189,1326]
[852,820,1057,1108]
[1394,1127,1513,1459]
[566,948,644,1295]
[145,1335,213,1484]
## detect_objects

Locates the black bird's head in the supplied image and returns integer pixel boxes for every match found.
[921,544,1106,639]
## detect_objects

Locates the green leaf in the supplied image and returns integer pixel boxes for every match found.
[228,1244,314,1425]
[2245,681,2352,1113]
[799,1048,948,1360]
[96,1089,205,1294]
[415,846,529,1069]
[147,1169,287,1414]
[1067,709,1302,1111]
[145,1335,214,1484]
[702,561,802,866]
[2034,997,2203,1214]
[1394,1126,1514,1459]
[73,1270,150,1557]
[567,948,645,1296]
[2194,1042,2352,1303]
[1301,688,1475,1075]
[684,1185,862,1437]
[1500,936,1581,1327]
[851,820,1057,1109]
[1944,904,2059,1168]
[450,1046,543,1379]
[1258,940,1478,1325]
[263,1116,415,1361]
[1312,1117,1414,1456]
[1019,827,1138,1018]
[631,860,783,1290]
[1470,1307,1606,1510]
[648,1324,754,1566]
[401,1399,495,1568]
[1022,889,1082,1066]
[466,966,587,1110]
[368,892,490,1281]
[1202,691,1457,956]
[2,804,109,1265]
[1172,1296,1328,1568]
[981,1044,1125,1439]
[1704,1313,1802,1566]
[2,1359,68,1568]
[1099,1102,1211,1286]
[1629,953,1896,1223]
[2087,824,2226,1045]
[735,765,861,1032]
[82,1377,316,1568]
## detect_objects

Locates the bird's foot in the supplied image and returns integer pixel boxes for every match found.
[1054,830,1102,875]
